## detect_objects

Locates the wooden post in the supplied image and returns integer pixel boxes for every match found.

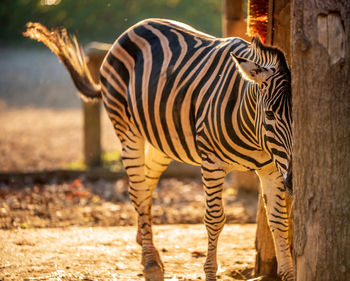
[83,42,111,168]
[222,0,251,40]
[267,0,291,63]
[83,100,101,168]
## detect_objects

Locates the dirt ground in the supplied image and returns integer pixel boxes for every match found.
[0,175,258,229]
[0,224,256,281]
[0,174,258,280]
[0,47,261,280]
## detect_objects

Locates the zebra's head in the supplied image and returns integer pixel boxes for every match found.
[231,37,292,193]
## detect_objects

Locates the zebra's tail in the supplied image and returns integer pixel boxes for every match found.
[23,22,101,101]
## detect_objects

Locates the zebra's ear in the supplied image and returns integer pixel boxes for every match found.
[230,53,274,85]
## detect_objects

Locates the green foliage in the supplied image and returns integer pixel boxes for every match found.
[64,160,86,171]
[1,0,222,45]
[101,150,123,171]
[63,150,122,171]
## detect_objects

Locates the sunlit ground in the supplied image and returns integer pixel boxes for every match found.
[0,224,256,280]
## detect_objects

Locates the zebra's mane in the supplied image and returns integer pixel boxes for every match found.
[250,36,289,72]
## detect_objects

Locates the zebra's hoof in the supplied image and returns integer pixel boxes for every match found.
[144,261,164,281]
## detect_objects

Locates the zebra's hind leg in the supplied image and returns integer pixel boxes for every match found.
[136,143,171,269]
[201,155,227,281]
[121,139,169,281]
[256,165,294,281]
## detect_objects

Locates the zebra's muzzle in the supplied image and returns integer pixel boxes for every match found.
[283,167,293,196]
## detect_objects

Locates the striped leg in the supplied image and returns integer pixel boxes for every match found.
[201,156,227,281]
[121,138,167,281]
[136,143,171,267]
[256,165,294,281]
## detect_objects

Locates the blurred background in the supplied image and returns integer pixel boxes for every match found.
[0,0,223,172]
[1,0,223,45]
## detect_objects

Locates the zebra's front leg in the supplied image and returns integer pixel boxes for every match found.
[257,165,294,281]
[121,139,164,281]
[201,158,227,281]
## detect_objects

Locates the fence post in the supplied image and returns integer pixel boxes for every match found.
[222,0,250,40]
[82,42,111,168]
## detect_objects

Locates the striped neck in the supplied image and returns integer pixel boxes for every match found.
[236,81,262,149]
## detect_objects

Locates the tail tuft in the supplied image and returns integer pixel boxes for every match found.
[23,22,101,101]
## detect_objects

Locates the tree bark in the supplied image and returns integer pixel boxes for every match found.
[292,1,350,280]
[254,192,278,278]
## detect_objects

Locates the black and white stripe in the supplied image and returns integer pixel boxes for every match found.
[99,19,293,281]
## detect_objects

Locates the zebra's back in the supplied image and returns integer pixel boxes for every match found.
[100,19,255,166]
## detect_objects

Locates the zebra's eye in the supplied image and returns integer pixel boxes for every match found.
[265,110,275,120]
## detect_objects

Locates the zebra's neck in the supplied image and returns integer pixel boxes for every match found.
[194,64,269,169]
[237,81,261,149]
[215,72,262,151]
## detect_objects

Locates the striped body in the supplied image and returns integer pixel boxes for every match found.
[100,19,272,170]
[99,19,293,281]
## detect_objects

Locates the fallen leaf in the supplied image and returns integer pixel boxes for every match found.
[20,222,28,229]
[73,189,90,198]
[72,179,82,188]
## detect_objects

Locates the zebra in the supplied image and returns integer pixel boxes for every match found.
[24,18,293,281]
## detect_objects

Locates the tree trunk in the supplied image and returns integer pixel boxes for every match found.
[292,1,350,280]
[254,193,278,278]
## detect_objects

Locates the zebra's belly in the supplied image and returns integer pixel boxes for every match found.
[137,118,203,166]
